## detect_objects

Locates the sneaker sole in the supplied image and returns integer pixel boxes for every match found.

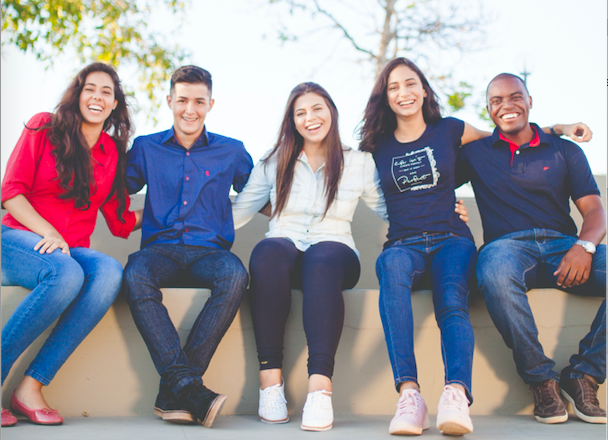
[389,417,430,435]
[561,389,607,424]
[534,411,568,424]
[153,406,196,424]
[300,422,332,432]
[437,421,473,436]
[260,415,289,424]
[201,394,227,428]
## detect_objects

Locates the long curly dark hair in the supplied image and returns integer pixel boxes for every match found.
[358,58,442,153]
[37,62,133,219]
[264,82,344,219]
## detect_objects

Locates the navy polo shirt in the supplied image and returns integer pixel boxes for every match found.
[373,117,474,246]
[457,123,600,244]
[127,127,254,249]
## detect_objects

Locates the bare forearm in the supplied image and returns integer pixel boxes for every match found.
[578,207,606,245]
[3,194,61,238]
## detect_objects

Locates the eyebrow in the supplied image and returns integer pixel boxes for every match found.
[176,95,207,101]
[295,102,324,111]
[388,77,416,86]
[489,91,524,101]
[85,82,113,88]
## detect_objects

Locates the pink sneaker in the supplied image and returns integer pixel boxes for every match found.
[389,389,429,435]
[436,385,473,435]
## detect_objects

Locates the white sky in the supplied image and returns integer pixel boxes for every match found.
[2,0,606,190]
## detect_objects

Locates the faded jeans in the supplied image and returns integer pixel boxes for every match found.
[477,229,606,384]
[376,232,477,400]
[1,225,122,386]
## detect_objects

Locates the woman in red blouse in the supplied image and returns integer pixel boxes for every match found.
[1,63,141,427]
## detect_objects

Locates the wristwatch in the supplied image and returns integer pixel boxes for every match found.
[575,240,596,254]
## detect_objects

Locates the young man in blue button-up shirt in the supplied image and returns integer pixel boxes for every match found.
[122,65,253,428]
[458,73,606,426]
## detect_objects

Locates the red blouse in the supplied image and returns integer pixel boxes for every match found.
[1,113,136,248]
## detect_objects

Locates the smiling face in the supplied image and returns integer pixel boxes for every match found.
[167,82,214,147]
[386,64,427,120]
[487,76,533,137]
[293,92,332,149]
[78,71,117,131]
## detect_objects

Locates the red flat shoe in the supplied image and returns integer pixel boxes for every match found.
[10,391,64,425]
[1,409,17,427]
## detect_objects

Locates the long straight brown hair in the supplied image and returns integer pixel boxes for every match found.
[358,57,442,153]
[264,82,344,218]
[36,62,133,220]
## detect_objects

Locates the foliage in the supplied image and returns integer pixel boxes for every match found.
[267,0,491,114]
[1,0,190,121]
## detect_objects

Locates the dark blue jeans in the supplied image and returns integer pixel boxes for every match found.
[477,229,606,384]
[376,232,477,400]
[123,244,248,395]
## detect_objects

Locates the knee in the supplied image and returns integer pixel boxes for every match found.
[122,255,157,303]
[47,256,86,297]
[216,253,249,291]
[250,239,292,273]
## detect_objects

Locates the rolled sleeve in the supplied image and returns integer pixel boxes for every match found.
[100,191,137,238]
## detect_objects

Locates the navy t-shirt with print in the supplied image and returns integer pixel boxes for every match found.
[373,117,474,246]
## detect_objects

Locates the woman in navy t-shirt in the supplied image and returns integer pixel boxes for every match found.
[358,58,482,436]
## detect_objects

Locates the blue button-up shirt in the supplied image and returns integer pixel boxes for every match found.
[127,127,253,249]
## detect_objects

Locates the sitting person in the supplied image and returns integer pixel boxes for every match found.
[122,65,253,428]
[1,63,141,427]
[457,73,605,425]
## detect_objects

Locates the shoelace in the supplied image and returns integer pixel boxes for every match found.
[532,382,556,406]
[441,387,467,410]
[304,390,332,418]
[261,384,286,410]
[395,391,420,415]
[579,379,600,406]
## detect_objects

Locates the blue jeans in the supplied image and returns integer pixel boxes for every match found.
[477,229,606,384]
[376,232,477,400]
[122,244,248,395]
[1,225,123,386]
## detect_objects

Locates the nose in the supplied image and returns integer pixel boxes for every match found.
[185,101,195,113]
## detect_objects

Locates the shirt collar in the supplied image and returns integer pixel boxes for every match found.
[161,126,210,149]
[491,123,546,149]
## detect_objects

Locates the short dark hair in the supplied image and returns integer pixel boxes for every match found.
[486,73,529,100]
[170,65,212,95]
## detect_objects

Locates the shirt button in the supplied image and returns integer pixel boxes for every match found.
[186,152,190,156]
[183,201,188,205]
[515,150,520,155]
[67,211,70,214]
[186,176,190,181]
[185,228,189,233]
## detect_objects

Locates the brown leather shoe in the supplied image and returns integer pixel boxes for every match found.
[530,379,567,424]
[560,377,607,424]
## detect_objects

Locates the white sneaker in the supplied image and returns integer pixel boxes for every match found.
[389,389,430,435]
[436,385,473,435]
[258,381,289,424]
[301,389,333,431]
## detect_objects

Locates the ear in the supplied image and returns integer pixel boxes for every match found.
[166,94,172,109]
[423,88,427,98]
[208,98,215,112]
[529,95,533,109]
[112,99,118,110]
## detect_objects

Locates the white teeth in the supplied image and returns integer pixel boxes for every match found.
[502,113,518,120]
[307,124,321,130]
[88,105,103,112]
[399,100,414,106]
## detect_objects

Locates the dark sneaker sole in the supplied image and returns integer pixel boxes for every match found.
[561,390,607,424]
[201,394,227,428]
[153,406,196,424]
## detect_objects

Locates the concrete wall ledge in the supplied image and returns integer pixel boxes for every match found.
[1,286,604,417]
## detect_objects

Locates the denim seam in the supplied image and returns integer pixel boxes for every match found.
[1,242,64,347]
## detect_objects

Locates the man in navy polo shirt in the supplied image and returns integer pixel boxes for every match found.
[122,65,253,428]
[457,73,606,425]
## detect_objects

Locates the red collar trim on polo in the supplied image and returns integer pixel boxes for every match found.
[500,125,540,165]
